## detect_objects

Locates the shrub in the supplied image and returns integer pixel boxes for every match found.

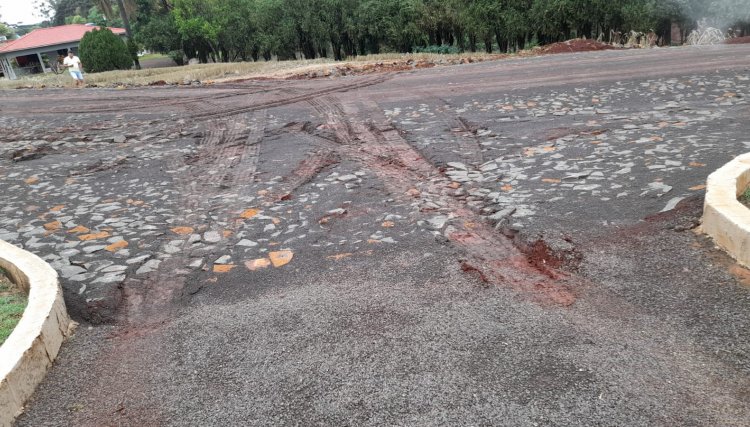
[413,45,462,54]
[79,28,133,73]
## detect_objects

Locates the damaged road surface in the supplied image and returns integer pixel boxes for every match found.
[3,45,750,425]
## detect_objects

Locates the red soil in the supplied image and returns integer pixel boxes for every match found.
[725,36,750,44]
[539,39,617,54]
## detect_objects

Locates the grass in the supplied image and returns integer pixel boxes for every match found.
[740,186,750,208]
[138,53,169,61]
[0,51,511,89]
[0,267,27,346]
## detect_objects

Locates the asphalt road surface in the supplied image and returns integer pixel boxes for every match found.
[2,45,750,426]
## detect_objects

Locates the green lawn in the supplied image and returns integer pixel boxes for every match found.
[138,53,169,61]
[0,268,27,346]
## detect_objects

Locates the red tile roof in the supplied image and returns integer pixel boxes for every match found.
[0,24,126,54]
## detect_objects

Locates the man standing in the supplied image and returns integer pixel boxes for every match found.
[63,51,84,87]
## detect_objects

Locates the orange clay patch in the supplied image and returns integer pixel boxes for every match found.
[240,208,260,219]
[171,226,194,235]
[105,240,128,252]
[79,231,110,241]
[269,250,294,268]
[43,221,61,231]
[68,225,90,234]
[213,264,236,273]
[245,258,271,271]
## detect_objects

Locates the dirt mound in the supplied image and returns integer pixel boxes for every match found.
[726,36,750,44]
[282,54,508,80]
[539,39,617,54]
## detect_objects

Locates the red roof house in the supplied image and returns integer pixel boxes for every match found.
[0,24,127,80]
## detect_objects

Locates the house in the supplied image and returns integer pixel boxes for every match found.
[0,24,126,80]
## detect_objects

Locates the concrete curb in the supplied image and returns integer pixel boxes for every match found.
[702,153,750,268]
[0,239,72,427]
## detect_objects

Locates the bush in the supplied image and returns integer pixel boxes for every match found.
[413,45,462,54]
[79,28,133,73]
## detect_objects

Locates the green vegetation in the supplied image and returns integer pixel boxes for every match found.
[0,268,27,346]
[0,22,15,39]
[0,51,503,89]
[79,27,134,72]
[138,52,168,61]
[740,186,750,208]
[0,11,17,39]
[414,45,462,55]
[32,0,750,64]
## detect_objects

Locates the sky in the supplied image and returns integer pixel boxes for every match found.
[0,1,41,25]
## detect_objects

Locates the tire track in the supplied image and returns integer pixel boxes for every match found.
[296,96,577,306]
[190,74,392,120]
[272,150,339,202]
[421,94,485,167]
[120,109,266,325]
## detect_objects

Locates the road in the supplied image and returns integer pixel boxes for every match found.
[2,45,750,426]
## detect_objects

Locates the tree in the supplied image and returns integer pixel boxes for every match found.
[0,9,16,38]
[59,0,750,66]
[79,27,133,72]
[171,0,222,62]
[65,15,87,24]
[92,0,141,68]
[0,22,16,39]
[46,0,94,26]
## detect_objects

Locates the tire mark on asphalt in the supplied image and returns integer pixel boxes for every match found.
[190,74,392,120]
[272,150,340,202]
[419,93,485,167]
[297,95,577,306]
[120,108,267,325]
[362,57,750,104]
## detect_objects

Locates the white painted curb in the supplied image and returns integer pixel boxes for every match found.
[0,239,72,427]
[702,153,750,268]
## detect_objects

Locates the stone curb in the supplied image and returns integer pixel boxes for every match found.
[0,239,72,427]
[702,153,750,268]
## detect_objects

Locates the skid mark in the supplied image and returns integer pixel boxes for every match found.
[274,150,340,201]
[425,94,485,166]
[120,110,267,325]
[190,74,392,120]
[297,96,576,306]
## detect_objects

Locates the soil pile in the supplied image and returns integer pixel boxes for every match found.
[726,36,750,44]
[538,39,617,54]
[287,54,509,80]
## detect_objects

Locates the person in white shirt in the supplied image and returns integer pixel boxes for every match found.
[62,51,84,87]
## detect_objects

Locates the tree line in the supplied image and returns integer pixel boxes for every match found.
[40,0,750,64]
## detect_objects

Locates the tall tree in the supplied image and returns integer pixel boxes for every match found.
[93,0,141,68]
[0,21,16,39]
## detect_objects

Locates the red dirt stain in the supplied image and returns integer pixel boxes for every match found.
[726,36,750,44]
[539,39,617,54]
[460,261,490,285]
